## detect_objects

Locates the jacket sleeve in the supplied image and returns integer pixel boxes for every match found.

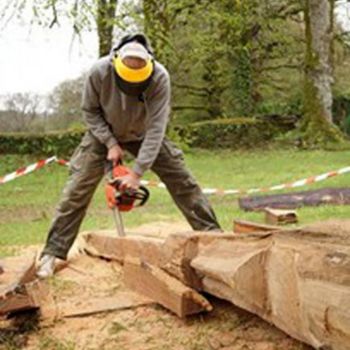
[81,66,118,149]
[133,72,171,176]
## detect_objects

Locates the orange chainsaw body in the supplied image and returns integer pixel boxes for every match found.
[105,164,149,212]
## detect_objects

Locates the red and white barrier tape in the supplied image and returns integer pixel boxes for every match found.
[1,156,350,195]
[0,156,58,185]
[141,166,350,195]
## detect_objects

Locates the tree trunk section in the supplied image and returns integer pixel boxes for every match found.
[97,0,118,57]
[143,0,171,66]
[302,0,344,144]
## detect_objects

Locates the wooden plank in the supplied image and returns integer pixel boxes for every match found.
[0,279,53,317]
[233,219,280,234]
[124,257,212,318]
[239,187,350,211]
[0,287,38,315]
[59,291,154,318]
[265,208,298,225]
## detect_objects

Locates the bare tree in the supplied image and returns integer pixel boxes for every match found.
[0,92,41,132]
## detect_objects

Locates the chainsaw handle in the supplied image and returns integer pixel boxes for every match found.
[137,185,150,207]
[105,159,123,174]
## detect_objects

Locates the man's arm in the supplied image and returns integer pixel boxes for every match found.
[133,71,171,176]
[81,66,118,149]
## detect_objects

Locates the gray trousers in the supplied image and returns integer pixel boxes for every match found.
[42,131,221,260]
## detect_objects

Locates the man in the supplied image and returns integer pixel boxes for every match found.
[37,33,221,278]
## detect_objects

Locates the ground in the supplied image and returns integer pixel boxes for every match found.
[1,148,350,349]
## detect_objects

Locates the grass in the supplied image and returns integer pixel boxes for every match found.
[1,148,350,256]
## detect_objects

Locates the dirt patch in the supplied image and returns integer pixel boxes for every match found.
[0,206,50,225]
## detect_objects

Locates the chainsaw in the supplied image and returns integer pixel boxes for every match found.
[105,161,150,237]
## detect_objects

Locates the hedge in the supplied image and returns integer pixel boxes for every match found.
[0,129,86,157]
[0,117,294,156]
[174,116,293,149]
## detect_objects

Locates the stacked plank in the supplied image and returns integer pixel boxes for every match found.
[83,220,350,350]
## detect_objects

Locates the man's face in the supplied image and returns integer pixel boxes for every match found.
[122,56,147,69]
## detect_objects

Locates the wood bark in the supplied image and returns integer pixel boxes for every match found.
[97,0,118,57]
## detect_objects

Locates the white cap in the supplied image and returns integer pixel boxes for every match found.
[119,42,150,61]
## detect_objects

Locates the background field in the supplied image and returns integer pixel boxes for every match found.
[1,148,350,257]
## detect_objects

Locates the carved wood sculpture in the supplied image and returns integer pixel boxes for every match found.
[83,220,350,350]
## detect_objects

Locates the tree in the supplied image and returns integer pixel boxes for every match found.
[47,75,85,130]
[301,0,345,145]
[0,93,41,132]
[96,0,118,56]
[0,0,121,57]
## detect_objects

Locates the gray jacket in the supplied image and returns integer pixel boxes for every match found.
[81,53,171,176]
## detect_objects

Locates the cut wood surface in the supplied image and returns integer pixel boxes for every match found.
[239,187,350,211]
[124,257,212,318]
[265,207,298,225]
[82,232,164,266]
[188,221,350,350]
[233,219,281,234]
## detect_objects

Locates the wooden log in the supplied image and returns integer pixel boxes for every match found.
[239,187,350,211]
[189,221,350,350]
[264,208,298,225]
[123,257,212,318]
[81,222,350,348]
[82,232,164,266]
[233,219,281,234]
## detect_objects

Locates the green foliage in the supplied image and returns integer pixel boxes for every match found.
[0,129,86,157]
[0,118,291,158]
[173,117,286,149]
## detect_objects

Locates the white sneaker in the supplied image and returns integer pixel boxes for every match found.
[36,254,56,279]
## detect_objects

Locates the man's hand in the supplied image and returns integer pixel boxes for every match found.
[118,170,141,191]
[107,144,124,164]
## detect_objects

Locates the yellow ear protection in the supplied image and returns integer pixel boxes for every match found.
[113,55,154,83]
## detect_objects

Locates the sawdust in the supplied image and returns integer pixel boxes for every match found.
[0,221,311,350]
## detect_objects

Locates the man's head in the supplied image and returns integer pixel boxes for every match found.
[113,40,154,96]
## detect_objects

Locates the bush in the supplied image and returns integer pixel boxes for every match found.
[173,117,291,149]
[0,129,86,157]
[0,117,295,156]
